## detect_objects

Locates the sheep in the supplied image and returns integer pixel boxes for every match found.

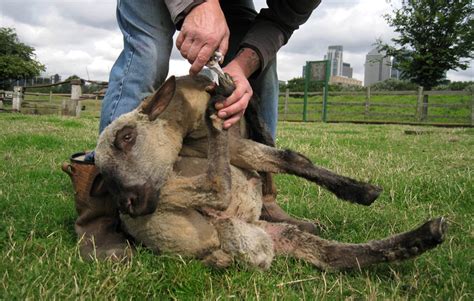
[94,75,446,269]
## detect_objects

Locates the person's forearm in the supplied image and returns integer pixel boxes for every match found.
[228,48,261,78]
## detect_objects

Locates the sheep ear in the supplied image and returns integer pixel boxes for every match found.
[90,174,109,197]
[140,76,176,121]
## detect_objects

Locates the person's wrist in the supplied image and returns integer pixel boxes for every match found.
[230,48,261,78]
[176,0,205,29]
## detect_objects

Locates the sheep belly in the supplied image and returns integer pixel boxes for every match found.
[121,209,220,256]
[121,156,263,256]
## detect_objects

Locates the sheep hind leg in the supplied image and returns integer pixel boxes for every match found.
[230,139,382,206]
[258,217,447,270]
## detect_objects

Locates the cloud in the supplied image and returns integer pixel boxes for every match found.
[0,0,471,83]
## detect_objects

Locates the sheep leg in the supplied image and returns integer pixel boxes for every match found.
[230,138,382,206]
[204,95,232,208]
[158,96,232,211]
[258,217,447,270]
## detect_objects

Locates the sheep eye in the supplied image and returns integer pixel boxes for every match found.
[114,126,137,151]
[123,134,132,142]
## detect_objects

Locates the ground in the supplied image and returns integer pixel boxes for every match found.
[0,114,472,299]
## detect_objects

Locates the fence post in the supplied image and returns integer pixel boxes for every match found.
[365,86,371,118]
[12,86,24,112]
[49,89,53,103]
[283,88,289,121]
[0,90,4,110]
[303,62,309,122]
[417,86,424,121]
[321,60,330,122]
[69,79,82,117]
[470,91,474,126]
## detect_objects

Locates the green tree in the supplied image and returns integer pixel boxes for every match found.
[51,75,81,94]
[0,27,45,89]
[378,1,473,119]
[379,0,473,90]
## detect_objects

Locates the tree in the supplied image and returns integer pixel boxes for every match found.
[379,0,473,90]
[378,1,473,119]
[52,75,81,94]
[0,27,45,89]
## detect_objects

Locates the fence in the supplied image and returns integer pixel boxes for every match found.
[279,87,474,126]
[1,82,473,126]
[0,78,106,116]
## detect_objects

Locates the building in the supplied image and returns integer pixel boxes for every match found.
[390,57,401,80]
[364,47,392,86]
[329,76,362,87]
[342,62,353,78]
[324,45,343,77]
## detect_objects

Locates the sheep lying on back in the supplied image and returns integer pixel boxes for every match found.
[95,75,446,270]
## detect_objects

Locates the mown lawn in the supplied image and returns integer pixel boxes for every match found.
[0,113,473,300]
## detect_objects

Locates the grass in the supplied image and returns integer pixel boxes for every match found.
[0,113,473,300]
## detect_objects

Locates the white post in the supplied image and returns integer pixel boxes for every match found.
[12,86,23,112]
[0,90,4,110]
[284,88,289,121]
[470,91,473,126]
[70,79,82,117]
[417,86,424,121]
[365,86,371,118]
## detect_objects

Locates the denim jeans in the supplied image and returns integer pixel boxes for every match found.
[100,0,279,138]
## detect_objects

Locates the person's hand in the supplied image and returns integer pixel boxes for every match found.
[176,0,229,75]
[216,62,253,129]
[215,48,261,129]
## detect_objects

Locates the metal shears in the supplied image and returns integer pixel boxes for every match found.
[205,51,235,96]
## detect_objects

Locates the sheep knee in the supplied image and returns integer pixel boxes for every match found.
[201,249,233,268]
[215,218,274,269]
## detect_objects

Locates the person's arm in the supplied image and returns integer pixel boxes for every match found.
[240,0,322,75]
[216,48,259,129]
[216,1,322,129]
[163,0,205,29]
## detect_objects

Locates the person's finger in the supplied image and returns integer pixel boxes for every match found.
[189,44,214,75]
[220,83,250,108]
[176,32,185,50]
[179,37,194,59]
[218,90,243,113]
[223,111,245,129]
[218,91,251,118]
[186,38,205,65]
[218,35,229,58]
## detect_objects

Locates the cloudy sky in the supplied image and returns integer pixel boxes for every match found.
[0,0,472,83]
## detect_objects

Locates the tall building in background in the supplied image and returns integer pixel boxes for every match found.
[364,47,392,86]
[324,45,343,77]
[390,57,401,80]
[342,62,353,78]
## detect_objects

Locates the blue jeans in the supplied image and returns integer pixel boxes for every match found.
[100,0,279,138]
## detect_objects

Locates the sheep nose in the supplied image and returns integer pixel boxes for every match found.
[123,193,138,213]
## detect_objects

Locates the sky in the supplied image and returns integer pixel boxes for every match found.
[0,0,472,84]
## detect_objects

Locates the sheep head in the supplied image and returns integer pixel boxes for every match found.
[95,76,181,217]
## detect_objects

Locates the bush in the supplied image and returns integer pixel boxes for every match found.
[370,79,418,91]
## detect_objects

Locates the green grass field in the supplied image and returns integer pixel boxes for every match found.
[0,114,473,300]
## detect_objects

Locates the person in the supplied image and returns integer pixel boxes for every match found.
[64,0,322,260]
